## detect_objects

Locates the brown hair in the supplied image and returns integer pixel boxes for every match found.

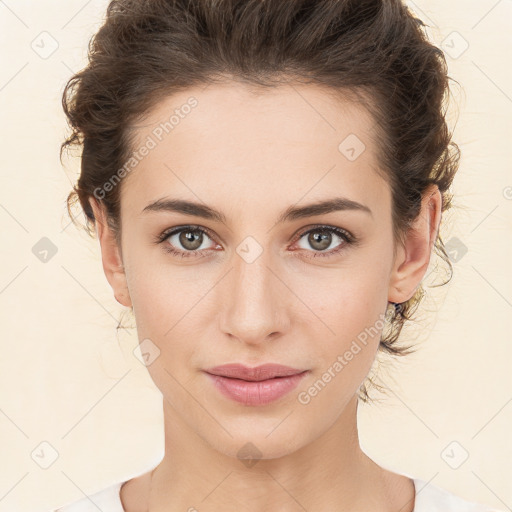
[61,0,460,402]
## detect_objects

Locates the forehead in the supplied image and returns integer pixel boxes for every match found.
[121,82,390,222]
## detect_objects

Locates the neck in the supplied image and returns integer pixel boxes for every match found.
[145,395,414,512]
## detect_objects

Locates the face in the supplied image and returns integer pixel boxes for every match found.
[91,82,440,460]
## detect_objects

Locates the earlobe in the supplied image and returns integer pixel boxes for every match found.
[88,197,132,308]
[388,184,442,304]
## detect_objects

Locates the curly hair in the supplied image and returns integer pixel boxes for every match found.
[60,0,460,402]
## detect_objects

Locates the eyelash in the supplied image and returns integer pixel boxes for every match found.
[154,224,357,260]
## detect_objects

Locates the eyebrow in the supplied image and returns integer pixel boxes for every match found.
[141,196,373,223]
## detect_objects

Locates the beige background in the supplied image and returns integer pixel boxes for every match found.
[0,1,511,511]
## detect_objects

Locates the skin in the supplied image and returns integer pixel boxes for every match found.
[89,81,442,512]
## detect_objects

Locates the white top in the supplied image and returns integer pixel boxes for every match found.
[51,474,504,512]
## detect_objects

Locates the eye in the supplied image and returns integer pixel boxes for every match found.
[154,224,357,259]
[154,225,219,258]
[292,225,355,258]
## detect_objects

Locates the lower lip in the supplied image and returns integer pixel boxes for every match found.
[204,371,309,406]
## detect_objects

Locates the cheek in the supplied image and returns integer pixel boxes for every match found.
[124,246,188,333]
[297,287,384,414]
[124,256,209,368]
[128,271,200,396]
[301,269,387,338]
[295,262,389,384]
[127,276,171,339]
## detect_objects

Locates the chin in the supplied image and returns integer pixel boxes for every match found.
[197,420,312,462]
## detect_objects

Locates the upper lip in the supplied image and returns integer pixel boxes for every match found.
[204,363,308,382]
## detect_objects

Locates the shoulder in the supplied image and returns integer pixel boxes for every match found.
[50,480,125,512]
[413,478,505,512]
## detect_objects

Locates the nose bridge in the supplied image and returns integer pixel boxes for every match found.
[219,242,287,343]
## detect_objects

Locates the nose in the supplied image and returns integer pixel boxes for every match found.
[218,250,290,346]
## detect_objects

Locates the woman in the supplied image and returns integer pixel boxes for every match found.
[53,0,502,510]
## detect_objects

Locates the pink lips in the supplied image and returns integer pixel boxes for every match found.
[203,363,309,406]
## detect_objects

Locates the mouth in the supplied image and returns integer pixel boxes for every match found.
[202,364,310,406]
[203,363,308,381]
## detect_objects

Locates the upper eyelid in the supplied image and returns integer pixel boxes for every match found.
[161,224,218,243]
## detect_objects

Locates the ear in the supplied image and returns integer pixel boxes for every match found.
[388,184,442,303]
[88,197,132,308]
